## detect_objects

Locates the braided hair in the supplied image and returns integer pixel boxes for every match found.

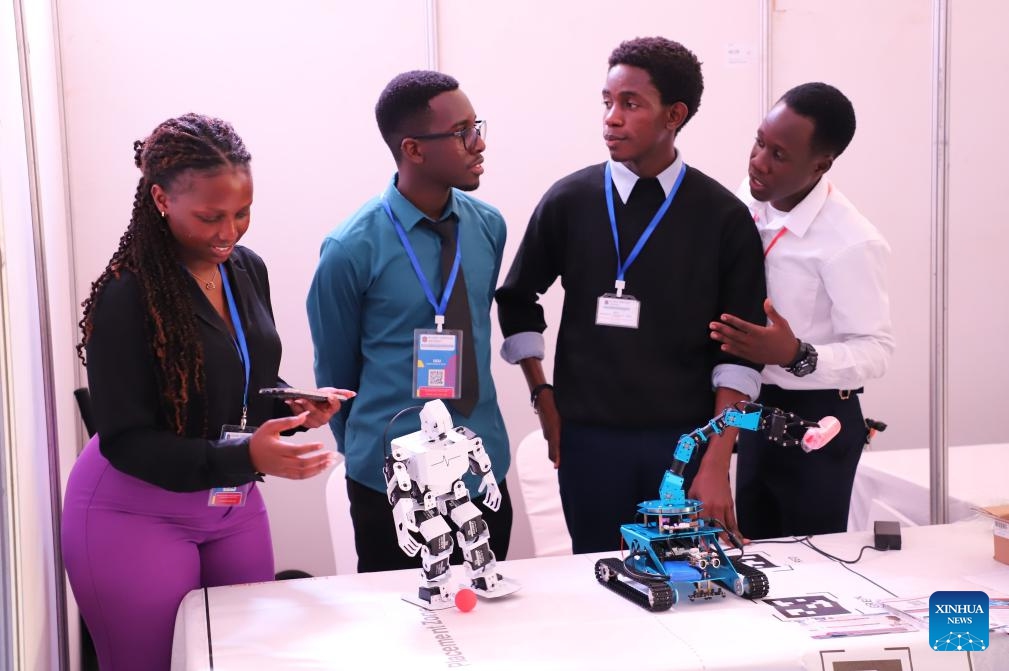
[77,113,252,435]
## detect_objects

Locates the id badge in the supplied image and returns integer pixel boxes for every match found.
[413,328,463,399]
[209,424,255,507]
[596,293,641,329]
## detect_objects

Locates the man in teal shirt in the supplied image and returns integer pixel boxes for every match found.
[307,70,511,573]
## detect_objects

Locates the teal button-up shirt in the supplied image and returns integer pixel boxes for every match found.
[307,175,510,494]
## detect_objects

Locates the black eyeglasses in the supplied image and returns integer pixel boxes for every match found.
[410,119,487,152]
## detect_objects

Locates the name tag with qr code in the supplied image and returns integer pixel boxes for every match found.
[596,293,641,329]
[208,487,246,506]
[413,328,463,399]
[210,424,255,506]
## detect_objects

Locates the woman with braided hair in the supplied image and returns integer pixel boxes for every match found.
[62,113,346,670]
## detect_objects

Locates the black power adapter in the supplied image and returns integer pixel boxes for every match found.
[874,520,902,550]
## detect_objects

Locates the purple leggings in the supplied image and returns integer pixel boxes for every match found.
[62,435,274,670]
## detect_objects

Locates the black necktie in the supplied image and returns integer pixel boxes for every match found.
[423,218,479,417]
[617,177,667,258]
[629,177,665,208]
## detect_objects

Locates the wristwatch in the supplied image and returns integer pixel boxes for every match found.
[530,383,554,414]
[785,340,818,377]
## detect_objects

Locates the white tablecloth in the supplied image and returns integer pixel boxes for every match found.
[173,520,1009,671]
[849,443,1009,531]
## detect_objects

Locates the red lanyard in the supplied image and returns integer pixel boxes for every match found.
[763,227,788,258]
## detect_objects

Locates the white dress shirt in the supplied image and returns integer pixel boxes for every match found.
[607,152,685,203]
[737,176,895,390]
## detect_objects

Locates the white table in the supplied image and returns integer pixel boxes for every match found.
[849,443,1009,531]
[173,521,1009,670]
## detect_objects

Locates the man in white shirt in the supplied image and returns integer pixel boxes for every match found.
[709,82,894,540]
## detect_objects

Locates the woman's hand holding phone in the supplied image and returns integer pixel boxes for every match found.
[259,387,355,429]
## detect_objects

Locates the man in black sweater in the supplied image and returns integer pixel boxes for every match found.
[495,37,766,553]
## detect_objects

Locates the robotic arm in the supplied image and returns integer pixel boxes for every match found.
[385,458,424,557]
[658,402,840,507]
[467,439,501,512]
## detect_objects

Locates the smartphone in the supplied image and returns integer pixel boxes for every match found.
[259,387,354,403]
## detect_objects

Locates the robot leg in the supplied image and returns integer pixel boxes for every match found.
[415,508,456,607]
[447,496,502,593]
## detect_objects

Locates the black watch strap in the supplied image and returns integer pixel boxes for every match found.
[785,340,818,377]
[786,339,806,368]
[530,383,554,413]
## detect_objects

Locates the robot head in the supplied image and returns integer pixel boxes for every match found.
[419,400,455,442]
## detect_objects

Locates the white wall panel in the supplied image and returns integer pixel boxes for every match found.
[947,0,1009,446]
[771,0,933,453]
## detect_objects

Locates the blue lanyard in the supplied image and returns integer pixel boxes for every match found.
[604,162,687,296]
[382,198,461,332]
[219,265,251,429]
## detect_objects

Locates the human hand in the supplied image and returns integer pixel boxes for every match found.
[687,465,743,543]
[535,390,562,468]
[248,412,337,479]
[285,387,354,429]
[709,298,800,366]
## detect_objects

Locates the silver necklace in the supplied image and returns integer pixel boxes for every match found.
[187,266,218,291]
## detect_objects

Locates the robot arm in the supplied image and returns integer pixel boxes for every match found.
[384,456,423,556]
[474,443,502,512]
[465,434,501,512]
[658,402,839,505]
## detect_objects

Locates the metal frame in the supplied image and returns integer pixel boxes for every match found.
[10,0,69,667]
[425,0,439,71]
[759,0,771,118]
[0,166,17,671]
[929,0,951,525]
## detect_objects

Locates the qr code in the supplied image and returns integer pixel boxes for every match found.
[764,594,849,619]
[427,369,446,387]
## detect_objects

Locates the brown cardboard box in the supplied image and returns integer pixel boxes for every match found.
[977,505,1009,565]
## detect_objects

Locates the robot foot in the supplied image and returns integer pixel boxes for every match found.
[402,583,458,611]
[466,574,521,599]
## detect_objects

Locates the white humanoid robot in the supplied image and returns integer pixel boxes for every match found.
[384,400,520,610]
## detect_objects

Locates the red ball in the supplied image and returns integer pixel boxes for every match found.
[455,588,477,612]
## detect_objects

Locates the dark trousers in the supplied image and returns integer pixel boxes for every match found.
[736,385,868,540]
[557,421,702,554]
[347,477,512,574]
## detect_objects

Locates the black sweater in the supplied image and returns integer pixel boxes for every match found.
[496,162,766,428]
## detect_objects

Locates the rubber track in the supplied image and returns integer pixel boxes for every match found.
[729,557,770,599]
[595,558,674,612]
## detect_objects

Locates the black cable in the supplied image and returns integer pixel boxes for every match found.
[381,405,424,457]
[749,536,811,545]
[727,535,898,597]
[734,535,810,561]
[743,535,879,564]
[791,537,897,596]
[801,537,880,565]
[623,553,667,583]
[837,561,899,598]
[704,517,747,559]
